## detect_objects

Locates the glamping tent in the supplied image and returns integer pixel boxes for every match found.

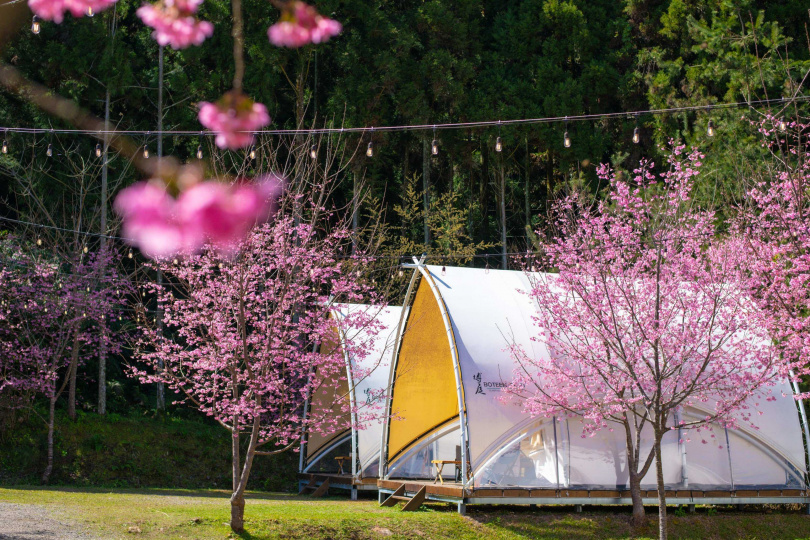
[378,264,810,512]
[299,304,404,497]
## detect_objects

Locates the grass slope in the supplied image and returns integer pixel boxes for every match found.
[0,411,296,491]
[1,487,808,539]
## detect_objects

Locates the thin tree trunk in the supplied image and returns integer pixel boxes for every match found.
[155,45,165,410]
[422,137,430,246]
[230,419,260,533]
[629,470,646,527]
[654,432,668,540]
[500,165,507,269]
[351,172,358,255]
[42,395,56,483]
[524,136,530,242]
[97,89,110,416]
[67,334,80,420]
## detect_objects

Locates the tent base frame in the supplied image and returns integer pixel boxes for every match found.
[297,473,379,496]
[378,480,809,514]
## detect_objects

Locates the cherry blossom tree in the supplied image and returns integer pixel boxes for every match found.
[508,147,779,538]
[739,114,810,401]
[130,184,385,532]
[0,240,130,482]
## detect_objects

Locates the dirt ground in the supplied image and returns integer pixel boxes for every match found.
[0,502,96,539]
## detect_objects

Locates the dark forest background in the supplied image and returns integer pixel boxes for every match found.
[1,0,809,488]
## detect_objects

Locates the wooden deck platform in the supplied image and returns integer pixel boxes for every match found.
[376,479,810,514]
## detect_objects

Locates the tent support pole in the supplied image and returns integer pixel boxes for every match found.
[789,370,810,488]
[335,317,358,480]
[378,254,425,479]
[417,266,471,487]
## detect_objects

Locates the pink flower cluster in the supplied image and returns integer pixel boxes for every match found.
[114,173,283,258]
[198,92,271,150]
[268,2,342,48]
[136,0,213,50]
[29,0,117,23]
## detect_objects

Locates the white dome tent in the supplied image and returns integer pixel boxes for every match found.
[298,304,404,499]
[377,262,810,513]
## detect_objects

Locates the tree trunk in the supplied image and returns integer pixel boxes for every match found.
[230,494,246,533]
[654,433,667,540]
[499,165,507,269]
[628,470,646,527]
[67,341,79,420]
[231,426,240,492]
[42,395,56,483]
[422,137,431,246]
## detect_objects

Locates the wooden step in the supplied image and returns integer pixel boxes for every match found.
[402,486,427,511]
[299,478,330,497]
[380,485,406,507]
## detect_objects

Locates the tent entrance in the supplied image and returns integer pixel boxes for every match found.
[386,279,460,464]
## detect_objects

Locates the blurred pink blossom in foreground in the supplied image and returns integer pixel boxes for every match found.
[198,92,271,150]
[114,173,284,258]
[268,2,342,48]
[29,0,118,23]
[137,0,213,50]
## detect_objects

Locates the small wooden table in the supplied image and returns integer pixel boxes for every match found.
[334,455,351,475]
[431,460,462,484]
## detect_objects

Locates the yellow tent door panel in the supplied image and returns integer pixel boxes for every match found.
[388,278,458,461]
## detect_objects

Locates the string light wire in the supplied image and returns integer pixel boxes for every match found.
[0,96,804,137]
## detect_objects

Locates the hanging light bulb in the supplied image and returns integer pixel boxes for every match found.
[218,263,223,270]
[398,269,403,278]
[127,250,133,259]
[495,136,503,153]
[432,139,439,155]
[46,143,53,157]
[563,131,571,148]
[44,307,48,313]
[87,5,94,16]
[707,120,715,137]
[36,237,42,246]
[2,138,7,154]
[309,145,317,159]
[779,119,787,132]
[172,258,179,265]
[31,16,41,35]
[196,145,203,160]
[86,286,90,292]
[632,127,640,144]
[83,246,88,253]
[95,143,102,157]
[366,141,374,157]
[249,147,256,160]
[143,146,149,159]
[485,260,490,274]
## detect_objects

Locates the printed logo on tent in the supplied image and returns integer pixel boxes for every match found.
[473,372,509,394]
[363,387,382,406]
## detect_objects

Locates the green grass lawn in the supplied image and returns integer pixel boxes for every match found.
[1,487,808,539]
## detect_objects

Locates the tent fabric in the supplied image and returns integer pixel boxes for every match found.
[303,304,403,478]
[387,282,459,463]
[305,325,351,462]
[382,265,808,489]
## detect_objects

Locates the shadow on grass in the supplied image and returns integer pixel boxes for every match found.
[2,485,297,501]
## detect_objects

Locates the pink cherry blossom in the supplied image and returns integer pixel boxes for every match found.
[29,0,118,24]
[267,2,342,48]
[198,92,271,150]
[114,174,284,258]
[130,179,384,531]
[136,0,213,50]
[507,146,780,531]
